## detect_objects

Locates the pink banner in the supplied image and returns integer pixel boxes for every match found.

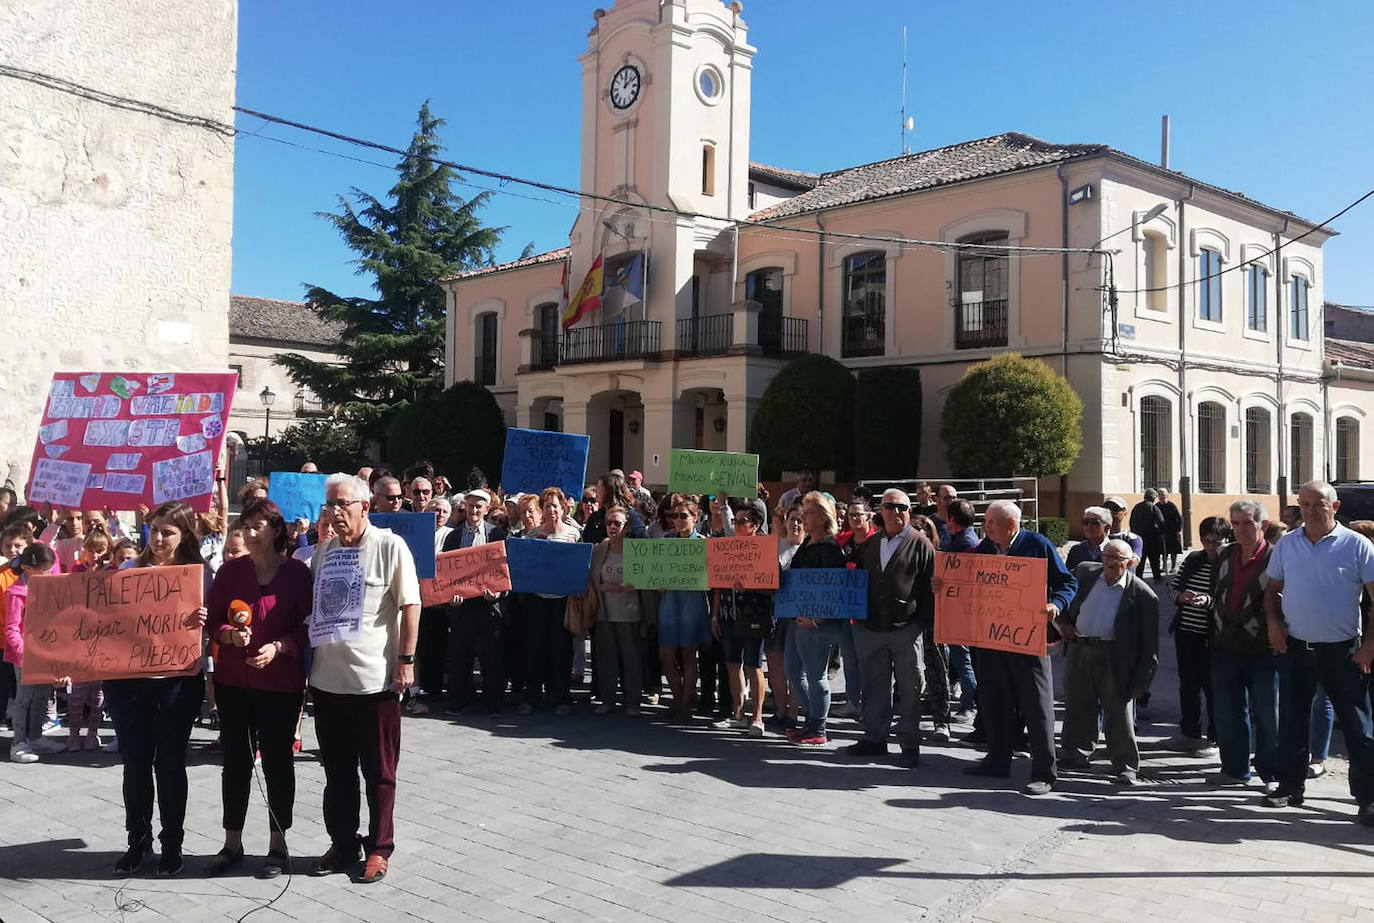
[27,371,238,513]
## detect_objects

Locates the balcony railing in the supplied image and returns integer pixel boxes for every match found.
[955,299,1009,349]
[560,319,662,365]
[841,322,885,358]
[761,315,808,356]
[677,314,733,357]
[530,333,559,371]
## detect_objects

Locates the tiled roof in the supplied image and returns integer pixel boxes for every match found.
[444,246,569,282]
[229,295,345,347]
[747,131,1326,229]
[748,161,820,191]
[1326,337,1374,369]
[749,133,1104,221]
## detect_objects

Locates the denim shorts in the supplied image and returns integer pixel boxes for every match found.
[723,632,765,668]
[658,591,711,648]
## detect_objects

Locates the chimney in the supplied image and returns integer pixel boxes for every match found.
[1161,115,1170,169]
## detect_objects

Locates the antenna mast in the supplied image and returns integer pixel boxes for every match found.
[899,26,913,154]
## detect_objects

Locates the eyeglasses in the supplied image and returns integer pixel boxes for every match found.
[668,511,692,521]
[882,502,910,512]
[322,499,364,510]
[1082,519,1106,527]
[606,519,627,528]
[1103,554,1132,563]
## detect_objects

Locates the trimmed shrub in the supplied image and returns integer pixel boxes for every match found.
[386,381,506,486]
[750,354,855,480]
[854,365,921,477]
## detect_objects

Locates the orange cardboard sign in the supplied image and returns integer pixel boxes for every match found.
[934,552,1049,656]
[21,565,204,683]
[706,536,780,590]
[420,542,512,607]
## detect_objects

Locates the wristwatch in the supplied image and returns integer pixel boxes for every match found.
[397,653,416,664]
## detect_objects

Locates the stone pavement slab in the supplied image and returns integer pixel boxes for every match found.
[2,590,1372,921]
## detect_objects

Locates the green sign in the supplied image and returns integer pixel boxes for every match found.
[623,538,708,590]
[668,449,759,498]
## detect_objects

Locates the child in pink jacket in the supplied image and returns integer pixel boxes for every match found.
[5,543,59,763]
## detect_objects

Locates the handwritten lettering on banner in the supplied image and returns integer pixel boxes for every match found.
[668,449,759,498]
[933,552,1048,656]
[420,542,512,607]
[499,427,590,501]
[773,568,868,620]
[705,536,779,589]
[268,471,330,524]
[26,371,237,512]
[21,565,205,683]
[623,538,708,591]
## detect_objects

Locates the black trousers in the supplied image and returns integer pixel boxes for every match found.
[521,595,572,707]
[1174,629,1215,740]
[697,637,728,713]
[446,601,505,712]
[1136,541,1164,581]
[416,607,450,699]
[979,649,1056,783]
[103,674,204,850]
[216,684,304,832]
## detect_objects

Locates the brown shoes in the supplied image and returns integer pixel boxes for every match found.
[356,853,388,884]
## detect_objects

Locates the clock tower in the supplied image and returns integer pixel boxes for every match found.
[569,0,755,334]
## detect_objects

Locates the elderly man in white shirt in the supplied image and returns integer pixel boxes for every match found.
[1058,538,1160,786]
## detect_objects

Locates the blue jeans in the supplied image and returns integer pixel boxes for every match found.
[1276,637,1374,804]
[785,620,841,736]
[838,621,863,707]
[1210,648,1279,781]
[948,645,977,709]
[1310,684,1335,761]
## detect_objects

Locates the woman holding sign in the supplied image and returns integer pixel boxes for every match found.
[104,501,209,877]
[588,505,656,715]
[205,498,311,878]
[658,494,711,723]
[516,488,581,716]
[784,492,848,746]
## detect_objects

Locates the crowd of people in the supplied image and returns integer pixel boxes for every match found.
[2,461,1373,885]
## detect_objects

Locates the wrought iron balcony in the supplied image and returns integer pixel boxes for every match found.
[761,315,808,356]
[955,299,1009,349]
[677,314,733,357]
[534,319,663,366]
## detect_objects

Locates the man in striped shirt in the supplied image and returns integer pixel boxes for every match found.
[1164,516,1231,752]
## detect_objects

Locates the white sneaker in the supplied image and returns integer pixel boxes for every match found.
[9,742,38,763]
[31,738,66,754]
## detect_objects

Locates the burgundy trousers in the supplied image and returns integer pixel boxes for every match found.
[311,687,401,858]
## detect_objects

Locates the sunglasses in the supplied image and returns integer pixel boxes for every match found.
[668,511,693,521]
[412,489,431,496]
[606,519,628,528]
[1103,554,1132,563]
[582,498,597,504]
[881,502,910,512]
[381,494,402,501]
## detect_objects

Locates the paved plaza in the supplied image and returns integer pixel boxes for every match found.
[2,600,1373,922]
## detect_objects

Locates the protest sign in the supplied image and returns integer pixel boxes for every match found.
[705,536,779,589]
[310,545,366,647]
[21,565,205,683]
[506,538,593,596]
[500,427,590,499]
[773,568,868,620]
[623,538,708,590]
[933,552,1048,656]
[267,471,329,524]
[668,449,759,498]
[420,542,512,607]
[369,512,438,579]
[26,371,237,512]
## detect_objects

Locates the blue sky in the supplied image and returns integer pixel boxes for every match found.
[232,0,1374,305]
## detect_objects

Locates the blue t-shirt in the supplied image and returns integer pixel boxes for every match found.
[1266,522,1374,642]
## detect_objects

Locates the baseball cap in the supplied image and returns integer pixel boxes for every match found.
[1103,497,1127,512]
[630,470,644,481]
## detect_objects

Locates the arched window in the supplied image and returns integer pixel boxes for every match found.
[1197,401,1226,493]
[842,251,885,357]
[1140,396,1173,490]
[1244,407,1272,493]
[474,311,498,385]
[1143,231,1167,312]
[1337,416,1360,481]
[533,302,559,370]
[1290,412,1314,486]
[1199,247,1223,322]
[956,233,1009,348]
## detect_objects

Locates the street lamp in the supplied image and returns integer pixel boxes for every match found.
[260,385,276,476]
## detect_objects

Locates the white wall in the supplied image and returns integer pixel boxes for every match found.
[0,0,237,491]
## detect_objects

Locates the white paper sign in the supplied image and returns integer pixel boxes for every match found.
[28,457,93,506]
[309,546,366,647]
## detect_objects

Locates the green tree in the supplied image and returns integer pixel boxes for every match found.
[749,354,855,480]
[249,419,363,475]
[275,101,502,440]
[940,354,1083,477]
[853,365,922,477]
[386,381,507,488]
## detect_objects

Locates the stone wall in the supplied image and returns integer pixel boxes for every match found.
[0,0,237,495]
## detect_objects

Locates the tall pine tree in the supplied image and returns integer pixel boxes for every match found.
[275,102,502,439]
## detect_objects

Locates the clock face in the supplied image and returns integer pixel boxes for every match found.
[610,65,641,110]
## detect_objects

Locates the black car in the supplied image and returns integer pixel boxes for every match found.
[1334,482,1374,524]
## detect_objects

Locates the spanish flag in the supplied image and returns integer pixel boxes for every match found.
[562,254,604,329]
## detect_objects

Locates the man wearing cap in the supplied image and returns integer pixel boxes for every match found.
[1103,497,1144,560]
[1067,506,1114,568]
[627,470,653,511]
[441,488,508,717]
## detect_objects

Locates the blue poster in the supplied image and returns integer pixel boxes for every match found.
[267,471,330,524]
[369,512,437,579]
[500,427,590,500]
[506,538,593,597]
[774,568,869,620]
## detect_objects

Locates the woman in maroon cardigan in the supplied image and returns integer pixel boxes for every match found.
[205,498,312,878]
